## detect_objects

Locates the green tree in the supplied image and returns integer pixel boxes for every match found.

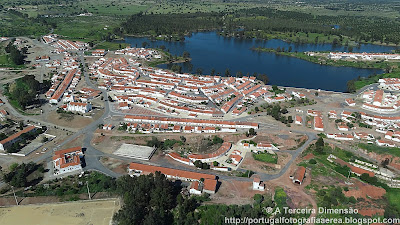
[258,74,269,84]
[182,51,190,58]
[315,137,325,154]
[248,128,257,136]
[224,68,230,76]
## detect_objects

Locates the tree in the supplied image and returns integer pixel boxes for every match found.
[315,137,324,154]
[288,116,293,123]
[381,158,390,168]
[224,68,230,76]
[113,173,176,225]
[182,51,190,58]
[196,68,203,75]
[142,41,149,48]
[210,68,216,76]
[248,128,257,136]
[258,74,269,84]
[332,38,339,46]
[347,80,356,93]
[18,121,24,130]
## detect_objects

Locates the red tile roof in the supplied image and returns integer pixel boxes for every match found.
[128,162,215,181]
[0,125,36,145]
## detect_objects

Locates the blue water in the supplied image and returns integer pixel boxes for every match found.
[123,32,396,92]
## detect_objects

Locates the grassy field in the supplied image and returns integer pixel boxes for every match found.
[354,71,400,90]
[0,199,120,225]
[94,41,129,51]
[0,54,25,69]
[358,143,400,158]
[252,152,278,164]
[48,16,123,42]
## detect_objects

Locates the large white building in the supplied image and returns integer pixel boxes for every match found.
[67,102,92,113]
[53,147,83,176]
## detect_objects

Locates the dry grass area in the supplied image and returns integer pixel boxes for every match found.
[60,134,86,149]
[100,157,129,174]
[210,179,271,205]
[0,199,120,225]
[253,132,307,150]
[121,105,165,116]
[240,152,291,174]
[47,111,94,129]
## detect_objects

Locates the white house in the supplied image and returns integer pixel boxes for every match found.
[53,146,83,176]
[252,177,265,191]
[67,102,92,113]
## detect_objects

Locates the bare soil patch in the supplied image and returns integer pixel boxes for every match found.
[47,111,93,129]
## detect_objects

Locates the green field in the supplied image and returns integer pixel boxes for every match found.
[253,152,278,164]
[0,54,25,69]
[94,41,129,51]
[48,16,123,42]
[358,143,400,158]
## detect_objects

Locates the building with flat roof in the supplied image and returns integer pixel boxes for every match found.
[114,144,156,160]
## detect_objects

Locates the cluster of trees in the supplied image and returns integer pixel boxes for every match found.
[317,186,356,208]
[245,128,257,137]
[4,41,26,65]
[3,162,44,188]
[119,7,400,46]
[4,75,48,109]
[194,160,210,169]
[122,12,223,38]
[113,172,291,225]
[0,10,50,37]
[32,171,116,197]
[113,172,179,225]
[224,7,400,45]
[265,104,293,124]
[146,137,185,150]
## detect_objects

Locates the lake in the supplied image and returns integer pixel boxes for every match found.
[123,32,396,92]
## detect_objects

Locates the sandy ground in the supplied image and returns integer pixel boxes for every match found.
[46,111,94,129]
[60,134,86,150]
[100,157,129,174]
[0,199,120,225]
[253,132,307,150]
[211,179,271,205]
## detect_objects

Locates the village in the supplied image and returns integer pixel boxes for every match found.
[1,33,400,221]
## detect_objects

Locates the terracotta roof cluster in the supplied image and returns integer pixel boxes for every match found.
[128,162,216,181]
[124,115,258,128]
[335,158,374,177]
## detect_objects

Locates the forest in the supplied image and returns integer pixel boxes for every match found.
[113,172,297,225]
[121,7,400,45]
[121,12,223,39]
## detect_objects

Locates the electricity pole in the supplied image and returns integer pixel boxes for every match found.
[86,181,91,200]
[11,186,18,206]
